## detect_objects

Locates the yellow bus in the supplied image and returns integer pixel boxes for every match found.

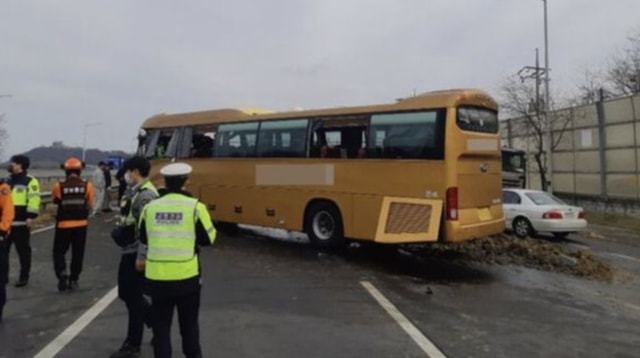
[138,89,504,247]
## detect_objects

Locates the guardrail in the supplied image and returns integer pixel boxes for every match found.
[40,187,119,207]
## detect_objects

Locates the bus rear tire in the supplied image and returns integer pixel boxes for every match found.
[304,202,344,248]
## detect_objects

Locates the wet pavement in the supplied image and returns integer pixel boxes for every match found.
[1,217,639,357]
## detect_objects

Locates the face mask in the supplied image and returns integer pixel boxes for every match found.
[124,172,134,185]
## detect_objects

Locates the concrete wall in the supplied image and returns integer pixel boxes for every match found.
[502,93,640,215]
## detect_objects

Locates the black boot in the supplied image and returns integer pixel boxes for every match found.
[58,274,69,292]
[14,278,28,288]
[68,280,79,291]
[110,341,140,358]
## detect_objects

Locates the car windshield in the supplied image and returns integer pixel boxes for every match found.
[525,192,565,206]
[502,151,525,173]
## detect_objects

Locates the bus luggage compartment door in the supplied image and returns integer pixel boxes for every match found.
[374,197,442,244]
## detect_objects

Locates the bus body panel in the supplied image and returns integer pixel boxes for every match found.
[170,158,447,242]
[444,106,505,242]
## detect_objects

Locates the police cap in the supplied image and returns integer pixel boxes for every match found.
[160,162,193,177]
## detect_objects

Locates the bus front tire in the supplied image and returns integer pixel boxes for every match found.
[215,221,239,235]
[304,202,344,248]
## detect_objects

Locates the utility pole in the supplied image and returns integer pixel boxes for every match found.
[518,48,549,190]
[518,49,545,114]
[542,0,553,193]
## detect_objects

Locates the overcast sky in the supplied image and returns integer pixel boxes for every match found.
[1,0,639,158]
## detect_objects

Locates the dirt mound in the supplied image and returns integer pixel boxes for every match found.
[404,235,614,281]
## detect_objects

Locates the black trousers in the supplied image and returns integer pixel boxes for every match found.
[7,226,31,281]
[0,284,5,320]
[0,239,8,318]
[118,253,150,347]
[53,227,87,281]
[151,286,202,358]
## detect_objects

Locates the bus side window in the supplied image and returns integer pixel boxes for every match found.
[310,131,327,158]
[215,122,259,158]
[310,121,367,159]
[257,119,308,157]
[147,128,179,159]
[368,111,445,160]
[141,129,160,158]
[190,125,217,158]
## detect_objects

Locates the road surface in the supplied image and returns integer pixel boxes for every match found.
[0,217,639,357]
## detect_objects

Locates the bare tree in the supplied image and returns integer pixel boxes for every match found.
[500,75,572,191]
[576,69,610,104]
[606,29,640,95]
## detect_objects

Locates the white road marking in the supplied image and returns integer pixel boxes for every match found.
[360,281,447,358]
[606,253,640,263]
[32,225,55,234]
[33,286,118,358]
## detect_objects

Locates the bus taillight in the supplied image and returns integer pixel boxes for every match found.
[446,187,458,221]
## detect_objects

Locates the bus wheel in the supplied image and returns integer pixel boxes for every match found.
[215,221,239,235]
[305,202,344,248]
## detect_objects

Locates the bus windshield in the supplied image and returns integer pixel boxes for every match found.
[503,151,526,173]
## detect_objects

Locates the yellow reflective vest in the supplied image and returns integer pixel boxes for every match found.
[140,193,216,281]
[10,175,41,226]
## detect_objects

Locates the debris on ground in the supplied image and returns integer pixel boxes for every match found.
[404,234,614,281]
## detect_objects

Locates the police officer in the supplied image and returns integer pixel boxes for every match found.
[6,155,40,287]
[0,180,15,322]
[110,156,158,358]
[136,163,216,358]
[51,158,95,291]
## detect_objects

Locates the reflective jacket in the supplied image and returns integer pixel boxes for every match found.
[139,192,216,282]
[117,179,158,254]
[0,182,14,234]
[8,173,40,226]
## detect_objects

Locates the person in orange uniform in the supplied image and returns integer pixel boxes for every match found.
[51,158,95,292]
[0,181,15,322]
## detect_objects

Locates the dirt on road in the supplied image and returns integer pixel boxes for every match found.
[404,234,614,281]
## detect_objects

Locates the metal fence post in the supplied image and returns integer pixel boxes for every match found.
[507,119,513,148]
[569,108,577,203]
[631,95,640,200]
[596,89,608,198]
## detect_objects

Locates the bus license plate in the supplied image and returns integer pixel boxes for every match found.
[478,208,492,221]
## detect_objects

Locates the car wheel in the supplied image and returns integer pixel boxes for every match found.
[512,217,534,238]
[304,202,344,248]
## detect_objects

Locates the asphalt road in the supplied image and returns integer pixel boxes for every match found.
[1,217,639,358]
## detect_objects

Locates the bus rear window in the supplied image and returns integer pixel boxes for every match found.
[457,107,498,133]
